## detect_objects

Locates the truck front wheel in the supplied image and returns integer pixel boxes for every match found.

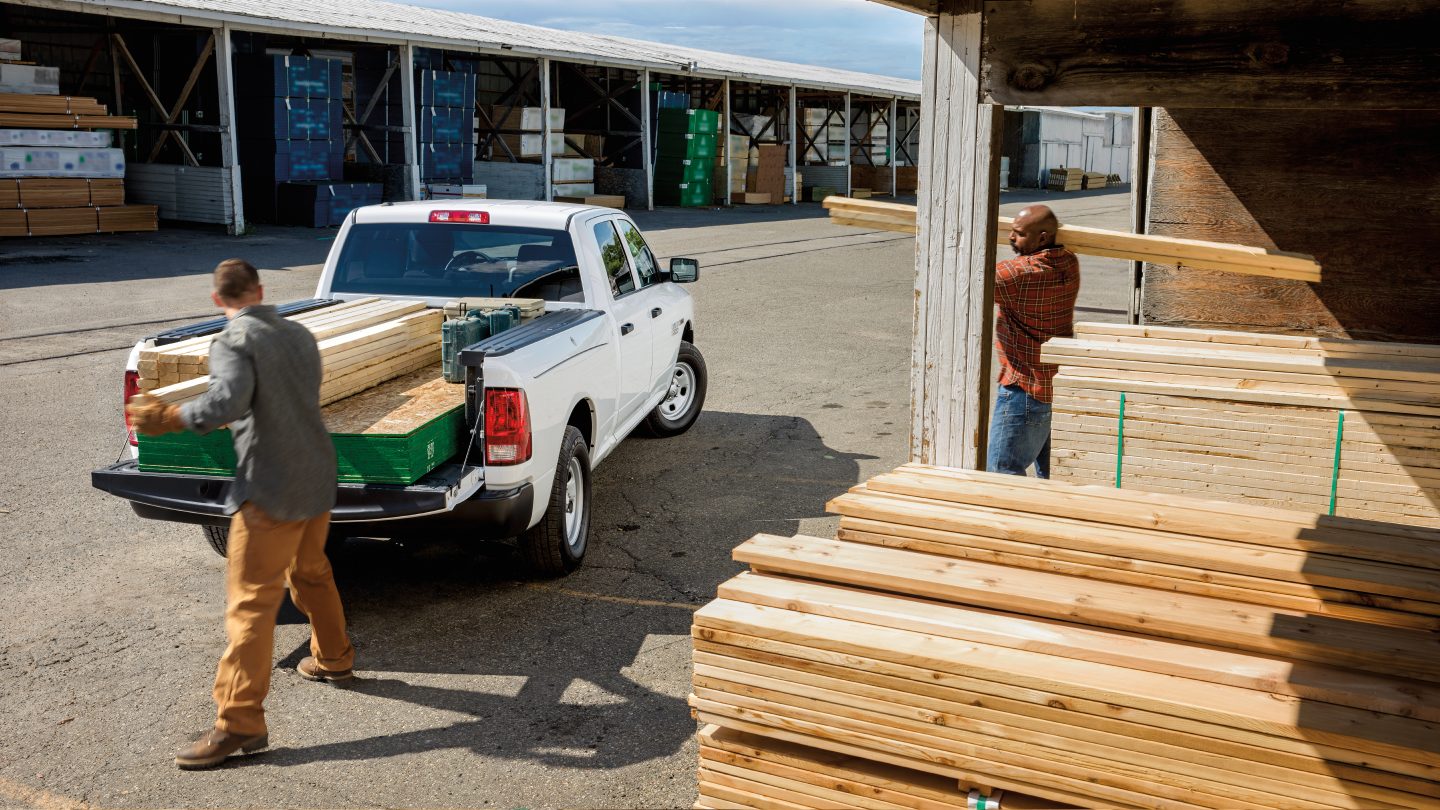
[518,425,591,577]
[642,341,707,437]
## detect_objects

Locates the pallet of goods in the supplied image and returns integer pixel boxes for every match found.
[1042,322,1440,526]
[139,364,464,485]
[1047,166,1083,191]
[655,108,719,207]
[691,463,1440,810]
[822,198,1322,282]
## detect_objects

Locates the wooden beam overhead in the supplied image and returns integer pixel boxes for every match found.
[981,0,1440,109]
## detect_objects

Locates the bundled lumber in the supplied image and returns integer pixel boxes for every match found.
[0,92,108,115]
[821,198,1322,282]
[1043,322,1440,526]
[0,112,137,129]
[1047,167,1083,191]
[692,464,1440,810]
[1082,171,1107,190]
[148,306,442,407]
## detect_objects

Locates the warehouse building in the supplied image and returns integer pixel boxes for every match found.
[0,0,921,233]
[1001,106,1133,189]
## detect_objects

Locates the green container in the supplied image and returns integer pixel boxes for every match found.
[655,180,713,207]
[658,107,720,135]
[138,405,465,485]
[657,132,717,160]
[654,157,714,184]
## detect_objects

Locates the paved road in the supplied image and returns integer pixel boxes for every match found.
[0,190,1130,809]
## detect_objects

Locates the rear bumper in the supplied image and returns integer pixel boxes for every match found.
[91,462,533,538]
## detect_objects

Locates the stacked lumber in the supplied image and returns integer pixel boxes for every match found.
[146,299,442,408]
[1043,322,1440,526]
[1082,171,1107,190]
[2,91,148,237]
[692,463,1440,810]
[821,198,1322,282]
[1047,167,1082,191]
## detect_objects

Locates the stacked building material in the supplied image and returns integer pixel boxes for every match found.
[1,91,151,237]
[416,70,475,182]
[235,54,348,223]
[655,108,719,207]
[802,107,847,164]
[139,298,437,401]
[1083,171,1107,189]
[692,463,1440,809]
[550,156,594,199]
[1042,322,1440,526]
[139,363,465,485]
[1047,166,1083,191]
[491,105,563,161]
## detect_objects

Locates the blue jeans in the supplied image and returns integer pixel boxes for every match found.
[987,384,1052,478]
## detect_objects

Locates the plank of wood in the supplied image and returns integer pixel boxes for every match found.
[1072,322,1440,362]
[692,601,1440,767]
[733,534,1440,683]
[693,633,1440,792]
[1043,338,1440,385]
[873,465,1440,565]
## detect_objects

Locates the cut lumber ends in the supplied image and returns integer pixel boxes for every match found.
[821,199,1321,282]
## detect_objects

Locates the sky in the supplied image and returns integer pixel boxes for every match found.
[399,0,924,80]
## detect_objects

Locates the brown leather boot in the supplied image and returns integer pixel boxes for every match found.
[297,656,354,683]
[174,727,268,770]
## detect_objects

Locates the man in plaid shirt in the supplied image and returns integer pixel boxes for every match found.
[988,204,1080,478]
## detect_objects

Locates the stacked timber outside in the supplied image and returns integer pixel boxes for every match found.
[691,463,1440,809]
[1043,322,1440,526]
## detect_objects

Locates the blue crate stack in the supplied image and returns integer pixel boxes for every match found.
[415,69,475,183]
[236,54,346,222]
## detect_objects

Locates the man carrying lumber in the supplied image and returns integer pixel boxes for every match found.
[125,258,355,769]
[988,205,1080,478]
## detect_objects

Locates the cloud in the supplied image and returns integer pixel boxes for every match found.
[403,0,923,79]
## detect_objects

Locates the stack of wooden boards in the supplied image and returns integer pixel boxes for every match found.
[1042,322,1440,526]
[142,297,442,407]
[1047,167,1082,191]
[691,463,1440,809]
[138,364,465,484]
[821,198,1322,282]
[2,92,154,237]
[1082,172,1107,190]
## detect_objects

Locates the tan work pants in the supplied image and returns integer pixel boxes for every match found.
[213,502,354,736]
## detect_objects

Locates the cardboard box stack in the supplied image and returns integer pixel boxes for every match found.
[1,39,154,237]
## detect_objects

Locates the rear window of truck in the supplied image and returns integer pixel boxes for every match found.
[330,223,585,302]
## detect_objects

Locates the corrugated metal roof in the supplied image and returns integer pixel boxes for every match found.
[9,0,921,99]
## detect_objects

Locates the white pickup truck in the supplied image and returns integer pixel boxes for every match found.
[92,199,706,576]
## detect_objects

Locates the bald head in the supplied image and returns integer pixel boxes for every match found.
[1009,205,1060,256]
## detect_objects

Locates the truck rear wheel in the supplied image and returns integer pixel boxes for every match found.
[203,525,229,557]
[519,425,591,577]
[642,341,707,437]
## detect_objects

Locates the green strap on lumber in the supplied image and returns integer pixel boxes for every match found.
[1115,391,1126,488]
[1329,410,1346,516]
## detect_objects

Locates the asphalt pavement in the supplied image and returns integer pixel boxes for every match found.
[0,188,1131,809]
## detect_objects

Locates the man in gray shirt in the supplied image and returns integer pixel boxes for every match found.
[128,258,355,769]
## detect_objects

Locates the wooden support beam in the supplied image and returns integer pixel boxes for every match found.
[980,0,1440,109]
[144,31,214,165]
[911,6,1001,469]
[214,24,244,234]
[110,32,201,167]
[397,43,421,200]
[787,86,797,205]
[642,68,654,211]
[540,56,553,202]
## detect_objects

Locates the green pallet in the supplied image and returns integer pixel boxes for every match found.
[654,159,714,184]
[658,108,720,135]
[138,405,465,485]
[657,132,717,160]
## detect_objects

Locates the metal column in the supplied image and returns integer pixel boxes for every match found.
[398,43,421,200]
[788,85,797,205]
[722,77,732,206]
[214,23,244,234]
[641,68,654,211]
[843,91,852,197]
[889,97,898,197]
[540,57,553,201]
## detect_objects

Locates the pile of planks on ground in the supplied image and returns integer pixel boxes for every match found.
[821,198,1321,282]
[691,463,1440,810]
[1043,322,1440,526]
[143,297,442,407]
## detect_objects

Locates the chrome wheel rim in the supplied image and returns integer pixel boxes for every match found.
[660,362,695,421]
[563,456,585,552]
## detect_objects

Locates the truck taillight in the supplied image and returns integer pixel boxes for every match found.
[484,388,531,465]
[123,370,140,446]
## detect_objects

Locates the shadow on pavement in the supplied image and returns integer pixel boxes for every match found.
[260,410,873,771]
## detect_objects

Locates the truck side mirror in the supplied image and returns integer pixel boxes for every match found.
[669,257,699,283]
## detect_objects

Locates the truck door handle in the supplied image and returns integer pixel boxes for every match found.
[621,323,634,335]
[650,307,663,318]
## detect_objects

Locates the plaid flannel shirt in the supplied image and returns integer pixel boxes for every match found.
[993,247,1081,403]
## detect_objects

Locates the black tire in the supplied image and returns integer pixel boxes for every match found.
[518,425,591,577]
[203,525,229,557]
[641,341,707,438]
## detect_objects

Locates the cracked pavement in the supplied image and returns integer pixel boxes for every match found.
[0,192,1132,808]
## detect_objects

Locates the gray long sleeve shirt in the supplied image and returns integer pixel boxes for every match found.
[180,305,336,521]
